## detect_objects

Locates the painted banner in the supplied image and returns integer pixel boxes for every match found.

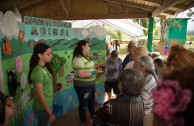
[24,16,71,38]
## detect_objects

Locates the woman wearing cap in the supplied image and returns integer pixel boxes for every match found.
[104,50,122,100]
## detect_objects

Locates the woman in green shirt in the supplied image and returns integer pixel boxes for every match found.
[72,40,102,126]
[28,43,55,126]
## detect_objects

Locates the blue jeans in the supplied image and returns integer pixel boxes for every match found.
[74,85,96,123]
[33,109,50,126]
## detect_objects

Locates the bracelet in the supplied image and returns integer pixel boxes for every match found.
[91,71,96,76]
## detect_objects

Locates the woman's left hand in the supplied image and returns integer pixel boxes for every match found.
[49,114,56,123]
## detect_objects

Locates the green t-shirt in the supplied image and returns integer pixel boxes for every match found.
[31,65,53,110]
[73,55,95,86]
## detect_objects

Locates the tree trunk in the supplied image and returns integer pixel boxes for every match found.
[52,72,57,93]
[59,66,64,77]
[159,19,167,56]
[160,19,166,43]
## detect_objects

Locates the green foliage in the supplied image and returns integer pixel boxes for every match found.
[187,9,194,21]
[167,19,182,29]
[132,19,148,28]
[141,19,148,28]
[50,54,66,72]
[104,25,116,38]
[118,47,127,55]
[115,30,122,40]
[144,28,148,36]
[187,35,194,41]
[138,39,147,45]
[187,9,194,17]
[153,26,161,40]
[153,42,159,52]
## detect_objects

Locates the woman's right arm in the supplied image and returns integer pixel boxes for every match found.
[35,83,55,122]
[75,69,93,78]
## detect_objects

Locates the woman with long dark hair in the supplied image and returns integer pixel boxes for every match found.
[72,40,102,126]
[28,43,55,126]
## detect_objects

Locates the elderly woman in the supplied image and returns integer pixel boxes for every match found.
[124,45,148,70]
[134,56,157,126]
[152,44,194,126]
[122,40,138,70]
[94,68,145,126]
[153,66,194,126]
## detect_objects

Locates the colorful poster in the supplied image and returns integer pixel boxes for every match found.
[1,20,106,126]
[0,47,4,92]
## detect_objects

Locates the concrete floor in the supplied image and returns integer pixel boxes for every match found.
[51,88,116,126]
[51,104,101,126]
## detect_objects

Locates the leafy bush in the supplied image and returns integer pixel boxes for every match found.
[138,39,147,45]
[187,35,194,41]
[50,54,66,72]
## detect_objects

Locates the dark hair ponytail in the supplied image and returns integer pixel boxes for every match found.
[28,43,52,84]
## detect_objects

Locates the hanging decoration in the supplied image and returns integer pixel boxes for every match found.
[18,31,24,44]
[20,73,27,90]
[3,38,12,55]
[57,83,62,91]
[16,55,22,73]
[7,69,19,97]
[1,11,19,37]
[14,6,22,22]
[66,72,74,86]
